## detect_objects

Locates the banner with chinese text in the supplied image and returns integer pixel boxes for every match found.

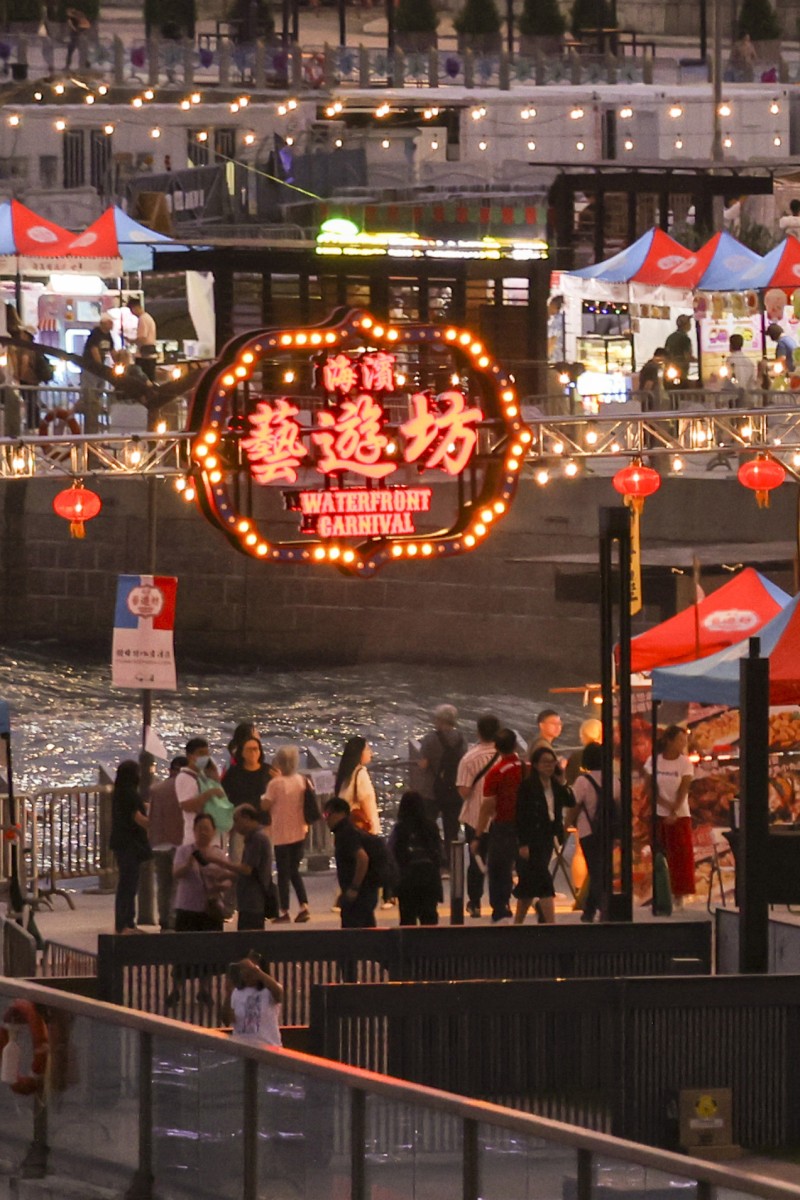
[112,575,178,690]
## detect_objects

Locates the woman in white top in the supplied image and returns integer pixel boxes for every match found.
[262,745,310,924]
[334,737,380,835]
[645,725,696,907]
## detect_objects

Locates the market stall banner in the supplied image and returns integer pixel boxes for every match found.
[652,591,800,706]
[660,230,762,292]
[112,574,178,691]
[737,236,800,291]
[627,567,789,673]
[569,227,691,285]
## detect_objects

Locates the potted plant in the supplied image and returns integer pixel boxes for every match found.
[736,0,781,60]
[454,0,502,54]
[394,0,439,54]
[519,0,566,56]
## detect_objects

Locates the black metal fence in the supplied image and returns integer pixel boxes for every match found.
[309,973,800,1149]
[95,922,711,1029]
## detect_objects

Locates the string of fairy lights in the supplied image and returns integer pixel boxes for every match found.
[0,84,788,160]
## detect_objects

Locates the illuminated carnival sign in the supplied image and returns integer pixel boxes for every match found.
[187,309,531,576]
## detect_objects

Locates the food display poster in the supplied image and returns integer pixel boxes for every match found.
[622,697,800,900]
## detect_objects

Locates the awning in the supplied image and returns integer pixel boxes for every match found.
[64,206,186,273]
[736,237,800,290]
[658,231,763,291]
[0,199,74,274]
[569,227,690,285]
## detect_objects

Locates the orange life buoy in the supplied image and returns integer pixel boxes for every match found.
[38,408,80,438]
[0,999,48,1095]
[303,52,325,88]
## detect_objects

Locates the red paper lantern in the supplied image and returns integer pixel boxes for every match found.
[737,454,785,509]
[52,484,102,538]
[612,460,661,513]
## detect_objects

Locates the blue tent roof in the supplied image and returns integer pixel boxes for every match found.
[571,229,656,281]
[695,231,763,291]
[651,591,800,706]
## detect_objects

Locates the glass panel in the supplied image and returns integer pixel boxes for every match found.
[257,1064,351,1199]
[479,1122,576,1200]
[152,1035,244,1200]
[364,1095,463,1200]
[45,1013,139,1190]
[592,1156,701,1200]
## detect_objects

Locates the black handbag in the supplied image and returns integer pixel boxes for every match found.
[303,777,323,824]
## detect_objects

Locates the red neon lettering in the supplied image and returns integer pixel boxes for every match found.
[313,393,396,480]
[322,354,358,394]
[360,352,396,393]
[401,390,483,475]
[243,398,308,484]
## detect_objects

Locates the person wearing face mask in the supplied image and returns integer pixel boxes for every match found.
[175,737,214,844]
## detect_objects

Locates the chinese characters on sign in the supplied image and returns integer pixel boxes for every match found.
[243,352,483,489]
[112,575,178,690]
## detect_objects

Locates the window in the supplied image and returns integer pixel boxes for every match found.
[214,127,236,161]
[62,129,84,189]
[40,155,58,188]
[187,130,209,168]
[0,157,27,181]
[89,129,112,192]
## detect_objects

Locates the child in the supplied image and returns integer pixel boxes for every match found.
[222,953,283,1047]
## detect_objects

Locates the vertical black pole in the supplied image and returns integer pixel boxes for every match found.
[2,732,24,913]
[292,0,299,44]
[449,839,465,925]
[599,511,615,921]
[506,0,514,56]
[136,478,158,927]
[699,0,707,60]
[739,637,770,973]
[338,0,347,46]
[616,509,633,919]
[282,0,290,46]
[386,0,395,56]
[125,1031,154,1199]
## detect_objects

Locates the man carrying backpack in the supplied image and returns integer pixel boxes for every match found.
[324,798,379,928]
[417,705,468,855]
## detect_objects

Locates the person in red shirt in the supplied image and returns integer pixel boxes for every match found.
[470,729,523,924]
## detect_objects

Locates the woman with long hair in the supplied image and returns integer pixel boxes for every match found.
[646,725,695,908]
[227,720,259,770]
[388,791,443,925]
[513,746,572,925]
[334,736,380,835]
[262,744,310,923]
[109,759,150,934]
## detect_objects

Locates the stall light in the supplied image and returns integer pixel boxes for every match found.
[54,83,65,94]
[623,138,634,151]
[471,106,486,120]
[174,477,187,492]
[103,123,114,135]
[286,98,296,109]
[97,84,108,95]
[197,130,208,141]
[552,441,564,455]
[155,420,167,435]
[718,102,731,117]
[770,99,781,114]
[722,136,732,149]
[674,136,684,150]
[277,103,288,115]
[150,127,161,138]
[334,137,343,147]
[793,452,800,468]
[180,98,191,110]
[521,107,536,119]
[576,141,585,151]
[144,89,154,100]
[619,106,633,118]
[381,139,390,149]
[564,460,579,477]
[33,91,42,100]
[132,96,143,107]
[84,93,94,104]
[665,365,679,383]
[584,425,599,445]
[668,104,683,118]
[7,114,19,126]
[183,484,196,502]
[244,131,256,145]
[478,140,488,151]
[430,138,439,150]
[610,441,621,453]
[55,119,66,131]
[570,106,584,119]
[191,92,201,103]
[535,468,549,486]
[11,448,26,473]
[671,455,684,473]
[230,102,240,114]
[283,370,296,383]
[285,136,294,146]
[527,140,536,151]
[375,102,391,117]
[774,135,782,147]
[558,371,570,385]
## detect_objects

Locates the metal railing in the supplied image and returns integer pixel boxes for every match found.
[309,972,800,1148]
[95,921,712,1028]
[17,784,112,907]
[0,977,798,1200]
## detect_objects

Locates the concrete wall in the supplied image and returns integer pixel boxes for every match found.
[0,473,794,680]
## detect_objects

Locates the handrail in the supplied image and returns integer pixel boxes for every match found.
[2,974,800,1199]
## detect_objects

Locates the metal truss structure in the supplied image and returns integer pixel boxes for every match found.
[2,401,800,481]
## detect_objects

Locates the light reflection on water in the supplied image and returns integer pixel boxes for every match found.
[0,645,589,790]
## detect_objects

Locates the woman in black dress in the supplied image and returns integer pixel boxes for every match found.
[109,759,151,934]
[514,746,572,924]
[388,790,443,925]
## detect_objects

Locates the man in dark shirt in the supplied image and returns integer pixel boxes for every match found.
[663,315,693,386]
[324,797,377,928]
[470,728,523,924]
[80,313,115,433]
[230,805,273,931]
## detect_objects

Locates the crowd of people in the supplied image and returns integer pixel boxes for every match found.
[109,707,698,943]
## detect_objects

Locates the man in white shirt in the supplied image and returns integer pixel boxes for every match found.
[175,737,212,844]
[456,714,500,918]
[127,297,158,382]
[779,199,800,240]
[724,333,757,407]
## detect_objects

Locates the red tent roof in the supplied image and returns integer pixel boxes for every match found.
[628,567,789,673]
[737,236,800,290]
[67,207,120,258]
[765,599,800,704]
[4,199,72,257]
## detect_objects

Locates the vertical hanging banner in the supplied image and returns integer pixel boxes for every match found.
[629,506,642,615]
[112,575,178,690]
